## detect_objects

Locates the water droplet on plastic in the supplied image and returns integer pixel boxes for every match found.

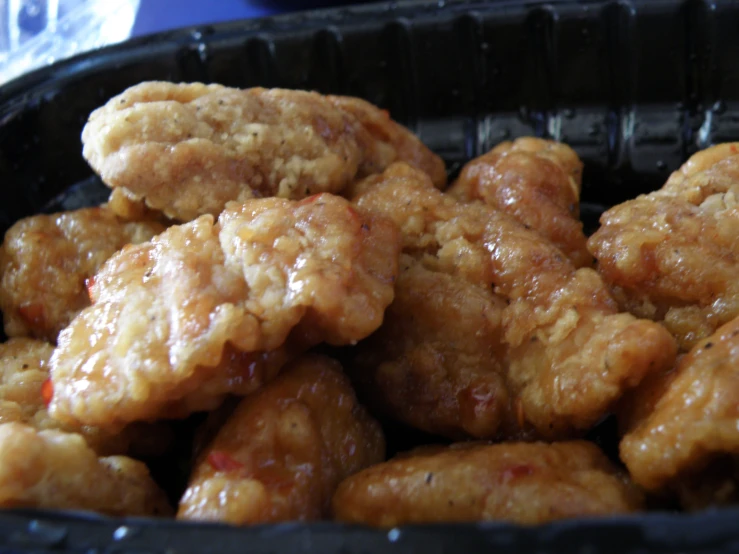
[562,108,575,119]
[191,30,203,41]
[713,100,727,114]
[437,0,446,7]
[387,528,402,542]
[656,160,667,170]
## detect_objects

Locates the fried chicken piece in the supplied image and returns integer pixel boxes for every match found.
[325,95,447,189]
[332,441,643,526]
[588,145,739,350]
[449,138,591,267]
[50,194,400,429]
[351,255,520,440]
[0,338,171,457]
[82,82,445,222]
[351,163,676,439]
[663,142,739,189]
[0,206,164,342]
[178,355,384,525]
[106,187,170,222]
[619,315,739,508]
[0,422,170,516]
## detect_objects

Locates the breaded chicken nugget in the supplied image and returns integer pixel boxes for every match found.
[325,95,447,189]
[0,206,163,342]
[619,315,739,508]
[82,82,445,222]
[588,144,739,350]
[49,194,400,428]
[450,138,590,267]
[177,355,384,525]
[0,422,170,516]
[332,441,643,526]
[351,255,519,440]
[352,163,676,439]
[0,338,171,456]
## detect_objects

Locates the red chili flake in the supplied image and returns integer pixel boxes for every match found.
[207,450,245,472]
[85,276,96,302]
[298,194,323,206]
[346,205,361,224]
[18,303,45,326]
[500,464,534,484]
[41,379,53,406]
[731,145,738,154]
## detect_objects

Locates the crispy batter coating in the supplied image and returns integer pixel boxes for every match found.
[325,95,447,189]
[351,255,519,440]
[0,338,171,456]
[352,163,676,439]
[619,315,739,507]
[0,206,163,342]
[82,82,445,222]
[50,195,400,428]
[177,355,384,525]
[449,138,591,267]
[0,423,171,516]
[588,145,739,350]
[332,441,643,526]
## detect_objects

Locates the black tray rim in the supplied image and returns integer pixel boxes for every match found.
[1,0,738,551]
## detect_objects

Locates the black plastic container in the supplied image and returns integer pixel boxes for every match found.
[2,1,739,552]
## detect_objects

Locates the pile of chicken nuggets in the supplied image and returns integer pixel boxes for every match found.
[0,81,736,526]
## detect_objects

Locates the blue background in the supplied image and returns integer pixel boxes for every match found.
[131,1,371,37]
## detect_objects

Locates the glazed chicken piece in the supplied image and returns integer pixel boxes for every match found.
[49,194,400,429]
[350,163,676,440]
[619,315,739,509]
[0,338,170,456]
[332,441,643,526]
[178,355,384,525]
[0,206,163,342]
[0,422,170,516]
[449,137,591,267]
[82,82,446,222]
[351,255,519,440]
[588,143,739,350]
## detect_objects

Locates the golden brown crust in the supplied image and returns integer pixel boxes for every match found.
[0,206,163,342]
[82,82,445,222]
[588,145,739,350]
[0,338,171,457]
[332,441,643,526]
[49,195,400,428]
[351,256,518,440]
[351,163,676,439]
[326,95,447,189]
[0,422,171,516]
[177,355,384,525]
[450,138,590,267]
[620,316,739,504]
